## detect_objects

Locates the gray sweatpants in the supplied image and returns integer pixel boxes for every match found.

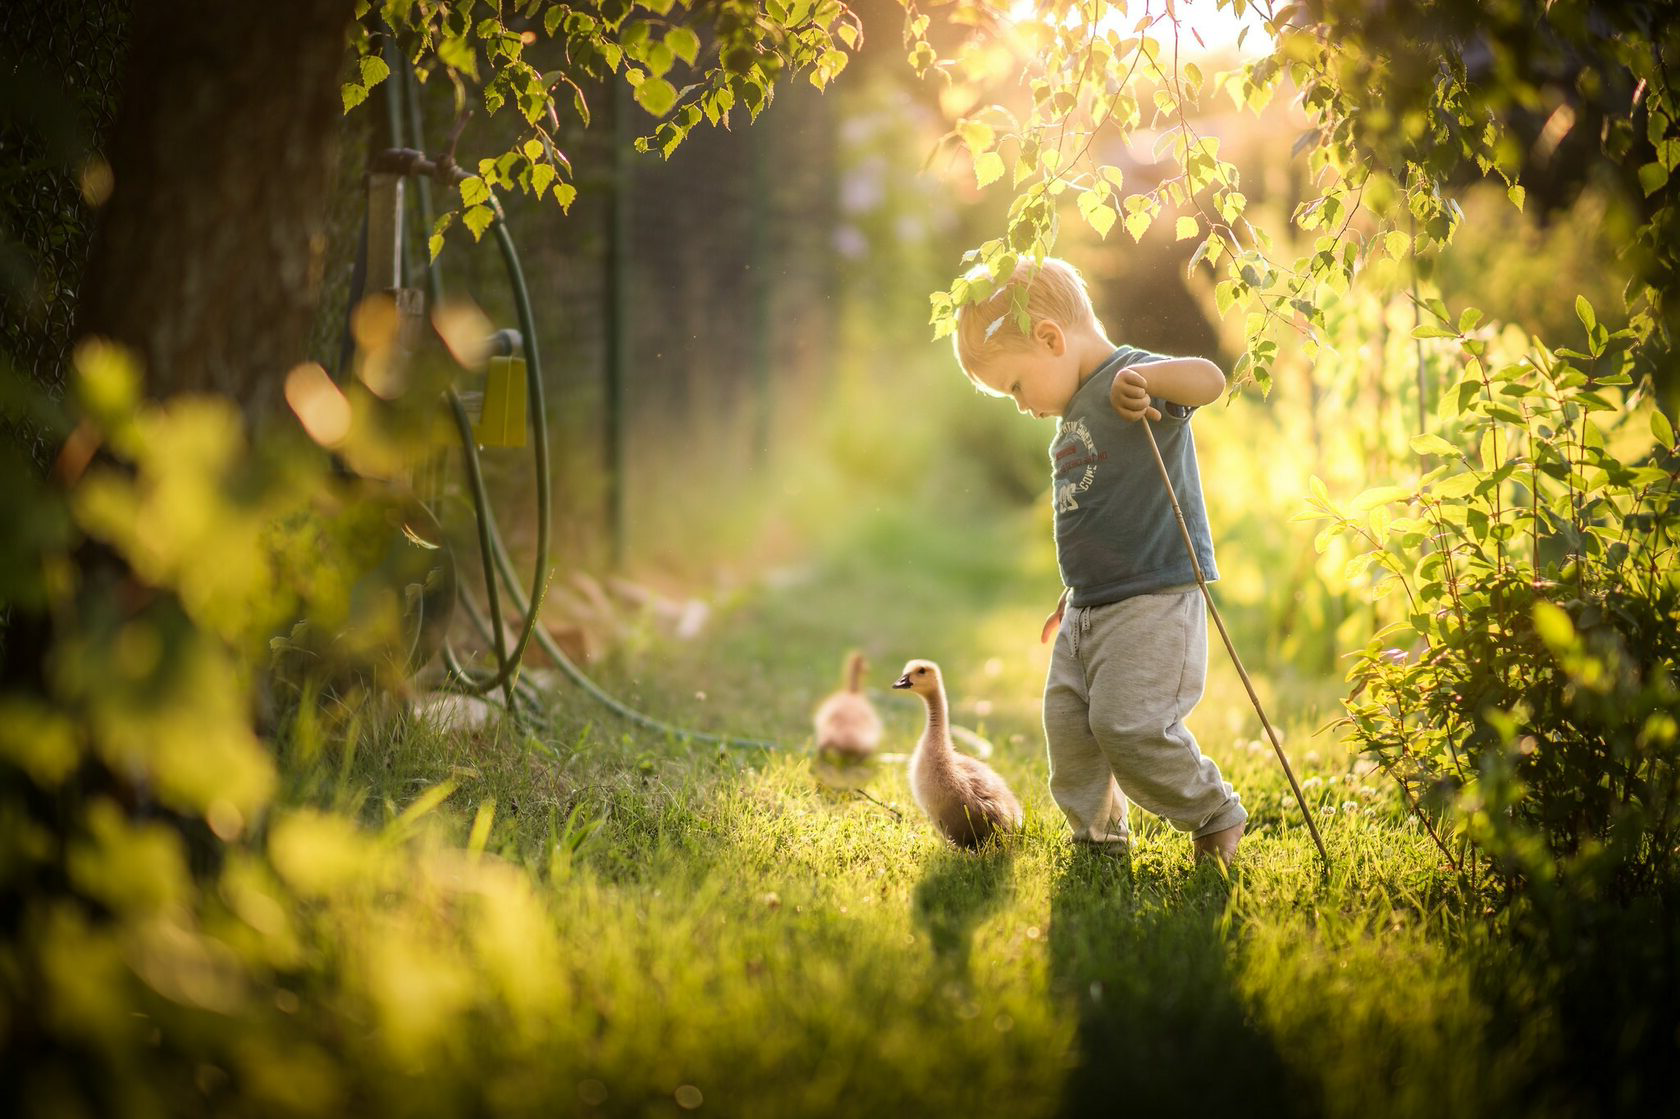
[1043,587,1247,845]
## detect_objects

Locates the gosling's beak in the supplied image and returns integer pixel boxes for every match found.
[892,674,912,689]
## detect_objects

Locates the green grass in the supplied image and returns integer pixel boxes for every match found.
[270,479,1599,1119]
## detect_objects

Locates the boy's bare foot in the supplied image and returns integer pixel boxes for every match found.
[1193,821,1245,866]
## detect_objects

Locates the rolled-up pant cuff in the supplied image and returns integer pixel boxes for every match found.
[1190,799,1248,840]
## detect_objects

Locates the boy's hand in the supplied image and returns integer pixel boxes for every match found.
[1110,367,1162,422]
[1040,588,1069,644]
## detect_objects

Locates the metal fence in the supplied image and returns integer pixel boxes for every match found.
[0,0,128,469]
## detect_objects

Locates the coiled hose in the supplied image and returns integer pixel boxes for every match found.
[376,60,783,753]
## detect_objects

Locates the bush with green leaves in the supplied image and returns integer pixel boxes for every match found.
[0,338,599,1115]
[1307,297,1679,900]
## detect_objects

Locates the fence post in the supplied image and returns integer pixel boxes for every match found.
[604,80,631,569]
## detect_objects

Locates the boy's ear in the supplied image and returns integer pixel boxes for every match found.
[1034,319,1067,355]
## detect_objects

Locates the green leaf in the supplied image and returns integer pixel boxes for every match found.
[621,19,654,50]
[359,54,391,89]
[553,182,577,212]
[1186,238,1210,274]
[1531,602,1575,651]
[974,151,1005,188]
[340,83,368,113]
[437,32,478,78]
[665,27,700,66]
[531,161,556,200]
[957,119,995,156]
[1175,215,1199,240]
[1638,161,1669,196]
[1575,294,1596,334]
[463,203,495,241]
[1410,433,1457,457]
[428,212,455,261]
[1433,471,1480,499]
[1214,280,1236,316]
[633,76,678,116]
[645,42,674,79]
[1457,307,1483,333]
[1507,183,1525,212]
[74,337,141,425]
[1653,408,1676,448]
[1352,484,1412,511]
[1079,195,1116,238]
[459,176,490,207]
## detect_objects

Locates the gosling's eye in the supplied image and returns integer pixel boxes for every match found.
[916,667,926,675]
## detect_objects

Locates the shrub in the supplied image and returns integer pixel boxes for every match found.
[1309,298,1680,901]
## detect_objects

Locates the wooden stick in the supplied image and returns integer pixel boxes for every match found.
[1141,419,1330,868]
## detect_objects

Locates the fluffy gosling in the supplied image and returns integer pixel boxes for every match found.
[813,651,882,762]
[894,659,1022,847]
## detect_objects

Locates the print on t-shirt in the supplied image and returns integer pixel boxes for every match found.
[1052,417,1107,514]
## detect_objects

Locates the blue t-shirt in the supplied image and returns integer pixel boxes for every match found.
[1052,346,1219,607]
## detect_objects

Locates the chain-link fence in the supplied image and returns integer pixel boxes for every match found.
[0,0,128,469]
[418,72,841,575]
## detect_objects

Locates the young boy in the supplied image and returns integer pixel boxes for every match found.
[953,257,1247,864]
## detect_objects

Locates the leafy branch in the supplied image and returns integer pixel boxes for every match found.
[345,0,863,252]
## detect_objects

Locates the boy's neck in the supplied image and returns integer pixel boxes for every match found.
[1071,326,1120,387]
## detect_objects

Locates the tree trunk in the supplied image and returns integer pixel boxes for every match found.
[77,0,352,418]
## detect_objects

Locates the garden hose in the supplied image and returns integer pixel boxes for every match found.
[444,385,514,710]
[377,65,788,754]
[475,481,782,752]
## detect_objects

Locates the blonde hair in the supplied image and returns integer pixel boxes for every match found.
[953,257,1099,389]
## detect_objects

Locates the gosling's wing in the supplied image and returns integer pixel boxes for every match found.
[953,755,1022,828]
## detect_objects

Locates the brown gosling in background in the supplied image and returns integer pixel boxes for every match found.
[813,651,882,762]
[894,659,1023,847]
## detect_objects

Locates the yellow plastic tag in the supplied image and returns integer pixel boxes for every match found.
[472,355,527,448]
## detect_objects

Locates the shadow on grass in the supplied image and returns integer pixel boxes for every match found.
[1049,847,1317,1118]
[912,842,1015,977]
[1475,886,1680,1117]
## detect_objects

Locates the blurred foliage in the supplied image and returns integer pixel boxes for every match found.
[1431,182,1634,346]
[1307,297,1679,901]
[0,324,571,1113]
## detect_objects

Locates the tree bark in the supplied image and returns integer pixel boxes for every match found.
[77,0,353,418]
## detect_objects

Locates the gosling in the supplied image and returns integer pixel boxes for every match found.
[894,659,1023,847]
[813,651,882,762]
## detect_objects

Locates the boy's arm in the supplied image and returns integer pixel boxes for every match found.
[1040,586,1069,644]
[1110,357,1225,421]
